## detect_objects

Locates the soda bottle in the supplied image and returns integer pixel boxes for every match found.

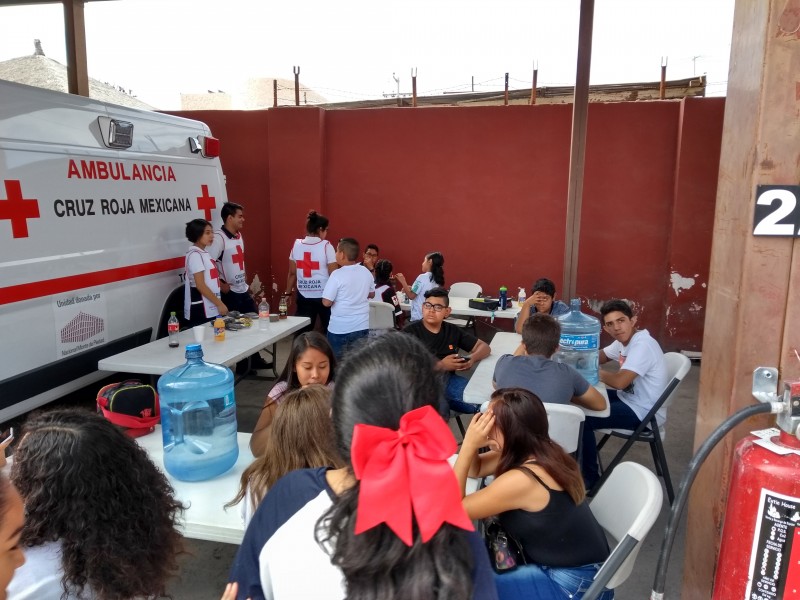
[279,295,289,319]
[258,299,270,330]
[499,286,508,310]
[555,298,600,384]
[167,311,180,348]
[157,344,239,481]
[213,316,225,341]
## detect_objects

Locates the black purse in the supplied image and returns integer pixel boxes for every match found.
[483,517,527,573]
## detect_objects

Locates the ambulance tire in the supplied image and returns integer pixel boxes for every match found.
[157,288,186,339]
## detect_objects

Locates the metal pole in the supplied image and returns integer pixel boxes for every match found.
[504,72,509,106]
[273,79,278,108]
[659,57,668,100]
[411,68,417,107]
[393,73,400,107]
[530,62,538,105]
[562,0,595,301]
[293,66,300,106]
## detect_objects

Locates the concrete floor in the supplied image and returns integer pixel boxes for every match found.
[163,338,700,600]
[3,335,700,599]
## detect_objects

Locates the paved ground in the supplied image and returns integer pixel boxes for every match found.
[3,334,700,599]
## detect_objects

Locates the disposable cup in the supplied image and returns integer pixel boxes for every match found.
[192,324,206,343]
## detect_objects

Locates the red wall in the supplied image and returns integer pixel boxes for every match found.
[172,98,724,350]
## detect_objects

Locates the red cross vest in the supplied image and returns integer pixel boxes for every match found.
[211,230,248,294]
[290,238,332,298]
[184,247,221,319]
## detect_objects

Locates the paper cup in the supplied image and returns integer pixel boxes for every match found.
[192,324,206,343]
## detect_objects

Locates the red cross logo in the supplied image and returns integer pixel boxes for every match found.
[209,264,219,283]
[297,252,319,277]
[231,244,245,270]
[196,184,216,221]
[1,180,40,239]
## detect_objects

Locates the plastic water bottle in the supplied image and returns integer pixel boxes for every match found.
[167,312,179,348]
[157,344,239,481]
[555,298,600,385]
[258,299,270,330]
[499,286,508,310]
[518,287,527,304]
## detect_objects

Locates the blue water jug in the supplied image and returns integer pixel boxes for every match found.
[157,344,239,481]
[555,298,600,385]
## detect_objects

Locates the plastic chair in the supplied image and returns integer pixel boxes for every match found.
[544,403,585,463]
[368,301,396,336]
[447,282,483,331]
[582,462,663,600]
[590,352,691,504]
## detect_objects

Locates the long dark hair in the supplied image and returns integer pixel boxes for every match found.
[274,331,336,391]
[11,409,184,599]
[491,388,586,504]
[427,252,445,286]
[374,259,393,287]
[316,332,473,600]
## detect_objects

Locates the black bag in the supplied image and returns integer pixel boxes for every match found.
[483,517,527,573]
[468,298,500,311]
[97,379,160,437]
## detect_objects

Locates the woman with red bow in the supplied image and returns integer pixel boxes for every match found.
[228,332,498,600]
[453,388,613,600]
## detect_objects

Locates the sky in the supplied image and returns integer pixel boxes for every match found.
[0,0,734,110]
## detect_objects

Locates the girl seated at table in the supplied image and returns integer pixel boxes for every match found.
[8,408,183,600]
[373,259,404,329]
[229,332,497,600]
[453,388,612,600]
[250,332,336,456]
[395,251,445,322]
[228,385,343,526]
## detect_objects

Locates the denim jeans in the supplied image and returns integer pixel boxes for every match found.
[445,373,480,414]
[327,329,369,359]
[495,562,613,600]
[581,389,642,489]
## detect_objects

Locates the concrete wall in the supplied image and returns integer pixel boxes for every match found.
[173,97,724,349]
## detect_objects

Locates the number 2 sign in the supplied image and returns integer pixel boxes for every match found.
[753,185,800,236]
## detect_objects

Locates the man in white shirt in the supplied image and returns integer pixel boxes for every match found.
[322,238,375,358]
[581,299,668,490]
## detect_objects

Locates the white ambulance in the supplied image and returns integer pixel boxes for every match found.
[0,80,228,422]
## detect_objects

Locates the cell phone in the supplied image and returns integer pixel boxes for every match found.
[460,355,471,362]
[0,427,14,445]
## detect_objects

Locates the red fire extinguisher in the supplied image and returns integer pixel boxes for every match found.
[713,381,800,599]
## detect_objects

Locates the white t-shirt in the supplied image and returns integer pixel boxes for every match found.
[184,247,220,319]
[603,329,668,425]
[7,541,96,599]
[409,272,437,321]
[289,237,336,299]
[322,264,375,334]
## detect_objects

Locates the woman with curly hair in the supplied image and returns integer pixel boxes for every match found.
[229,332,497,600]
[0,473,25,599]
[8,408,184,600]
[227,384,344,526]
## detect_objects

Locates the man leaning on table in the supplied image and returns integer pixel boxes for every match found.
[514,277,570,334]
[494,313,606,411]
[403,287,490,414]
[581,299,668,490]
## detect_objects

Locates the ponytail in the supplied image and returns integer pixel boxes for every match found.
[306,210,330,235]
[427,252,445,286]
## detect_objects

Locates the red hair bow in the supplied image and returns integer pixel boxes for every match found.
[350,405,474,546]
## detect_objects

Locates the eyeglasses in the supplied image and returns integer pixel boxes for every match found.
[422,302,447,313]
[364,252,378,258]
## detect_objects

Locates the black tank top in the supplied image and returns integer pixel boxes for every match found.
[497,464,610,568]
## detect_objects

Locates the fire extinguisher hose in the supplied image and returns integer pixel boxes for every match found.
[650,401,781,599]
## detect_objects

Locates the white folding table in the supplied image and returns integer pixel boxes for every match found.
[98,316,309,376]
[400,296,519,320]
[137,426,251,544]
[463,332,610,417]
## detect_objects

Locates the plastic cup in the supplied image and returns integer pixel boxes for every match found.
[192,324,206,343]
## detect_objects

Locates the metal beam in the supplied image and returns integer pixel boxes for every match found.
[562,0,595,301]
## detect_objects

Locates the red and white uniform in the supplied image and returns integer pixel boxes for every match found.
[209,228,248,293]
[289,236,336,299]
[184,247,221,319]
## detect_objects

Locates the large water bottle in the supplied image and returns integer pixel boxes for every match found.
[555,298,600,385]
[157,344,239,481]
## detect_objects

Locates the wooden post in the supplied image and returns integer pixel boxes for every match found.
[682,0,800,597]
[273,79,278,108]
[63,0,89,97]
[561,0,594,301]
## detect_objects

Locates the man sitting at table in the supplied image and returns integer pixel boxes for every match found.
[403,287,490,414]
[515,277,570,334]
[581,299,668,490]
[494,313,606,411]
